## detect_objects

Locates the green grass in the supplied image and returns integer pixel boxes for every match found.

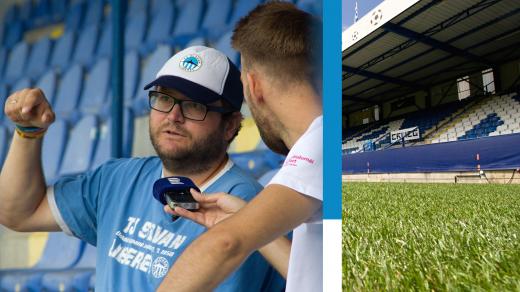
[343,183,520,291]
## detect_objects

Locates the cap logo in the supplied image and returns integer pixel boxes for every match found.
[180,54,202,72]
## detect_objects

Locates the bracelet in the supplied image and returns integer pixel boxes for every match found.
[15,125,47,139]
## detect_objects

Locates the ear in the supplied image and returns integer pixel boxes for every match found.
[246,71,264,103]
[223,112,243,143]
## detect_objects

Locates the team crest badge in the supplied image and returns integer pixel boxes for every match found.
[180,54,202,72]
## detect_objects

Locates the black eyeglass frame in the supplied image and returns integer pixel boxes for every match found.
[148,90,234,121]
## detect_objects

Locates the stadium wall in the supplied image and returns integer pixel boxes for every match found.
[343,133,520,175]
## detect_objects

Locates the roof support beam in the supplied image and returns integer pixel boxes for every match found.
[343,94,377,105]
[343,65,426,90]
[382,22,493,67]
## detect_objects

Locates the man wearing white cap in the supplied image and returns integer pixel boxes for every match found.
[0,46,285,291]
[160,2,323,292]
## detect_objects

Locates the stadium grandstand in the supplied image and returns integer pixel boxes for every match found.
[342,0,520,183]
[0,0,321,291]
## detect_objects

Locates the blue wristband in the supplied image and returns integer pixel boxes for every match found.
[15,124,45,133]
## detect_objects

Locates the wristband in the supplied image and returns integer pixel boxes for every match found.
[15,125,47,139]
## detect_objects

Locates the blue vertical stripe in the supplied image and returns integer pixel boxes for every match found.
[323,0,342,219]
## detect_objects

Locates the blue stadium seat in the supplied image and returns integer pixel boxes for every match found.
[0,125,9,166]
[35,69,58,105]
[53,64,83,123]
[64,1,85,31]
[96,20,112,58]
[185,37,208,47]
[50,0,67,22]
[58,115,99,176]
[230,150,285,179]
[72,25,99,68]
[258,168,280,187]
[0,232,84,292]
[141,1,175,54]
[88,273,95,291]
[42,119,68,184]
[214,31,239,66]
[80,58,110,115]
[124,51,140,105]
[229,0,262,25]
[26,36,52,80]
[3,21,24,50]
[125,12,148,52]
[0,48,6,80]
[128,0,149,17]
[0,84,7,122]
[40,244,96,292]
[83,0,104,28]
[50,31,76,72]
[201,0,232,41]
[4,42,29,85]
[2,4,19,24]
[170,0,205,47]
[297,0,322,16]
[9,78,31,93]
[132,46,172,116]
[32,0,51,27]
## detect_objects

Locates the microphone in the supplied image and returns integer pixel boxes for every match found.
[153,176,200,212]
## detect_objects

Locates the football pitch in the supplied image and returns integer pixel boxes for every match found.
[342,182,520,291]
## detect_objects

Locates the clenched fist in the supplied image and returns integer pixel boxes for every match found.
[4,88,55,129]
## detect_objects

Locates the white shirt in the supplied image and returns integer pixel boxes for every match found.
[268,116,323,292]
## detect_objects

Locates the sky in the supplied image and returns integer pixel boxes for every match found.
[342,0,385,30]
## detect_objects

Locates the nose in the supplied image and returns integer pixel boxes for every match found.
[166,103,184,123]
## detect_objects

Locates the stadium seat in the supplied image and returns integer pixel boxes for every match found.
[9,78,31,93]
[40,244,96,292]
[32,0,51,28]
[50,0,67,22]
[49,31,76,72]
[42,119,68,184]
[3,21,24,50]
[26,36,52,80]
[229,0,262,25]
[169,0,205,47]
[132,46,172,116]
[97,20,112,58]
[297,0,322,16]
[53,64,84,123]
[214,31,239,66]
[125,12,148,52]
[128,0,149,17]
[0,48,6,81]
[0,84,8,121]
[201,0,232,41]
[72,25,100,68]
[83,0,104,28]
[185,37,208,47]
[0,125,9,166]
[58,115,99,176]
[230,150,285,179]
[0,232,84,292]
[64,1,85,31]
[124,51,140,105]
[4,42,29,85]
[258,168,280,187]
[35,69,58,105]
[80,58,110,115]
[141,1,175,54]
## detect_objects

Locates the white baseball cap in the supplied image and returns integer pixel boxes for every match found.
[144,46,243,111]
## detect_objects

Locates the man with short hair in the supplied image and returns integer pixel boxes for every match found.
[0,46,284,291]
[159,2,323,292]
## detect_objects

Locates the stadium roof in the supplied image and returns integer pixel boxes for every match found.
[342,0,520,114]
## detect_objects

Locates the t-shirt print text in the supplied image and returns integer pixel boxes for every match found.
[284,154,315,167]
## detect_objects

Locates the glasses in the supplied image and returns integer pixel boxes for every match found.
[148,91,233,121]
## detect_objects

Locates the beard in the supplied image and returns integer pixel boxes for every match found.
[150,122,227,175]
[246,94,289,156]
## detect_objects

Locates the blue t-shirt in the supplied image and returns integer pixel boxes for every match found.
[51,157,285,291]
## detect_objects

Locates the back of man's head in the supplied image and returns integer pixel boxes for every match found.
[231,1,322,91]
